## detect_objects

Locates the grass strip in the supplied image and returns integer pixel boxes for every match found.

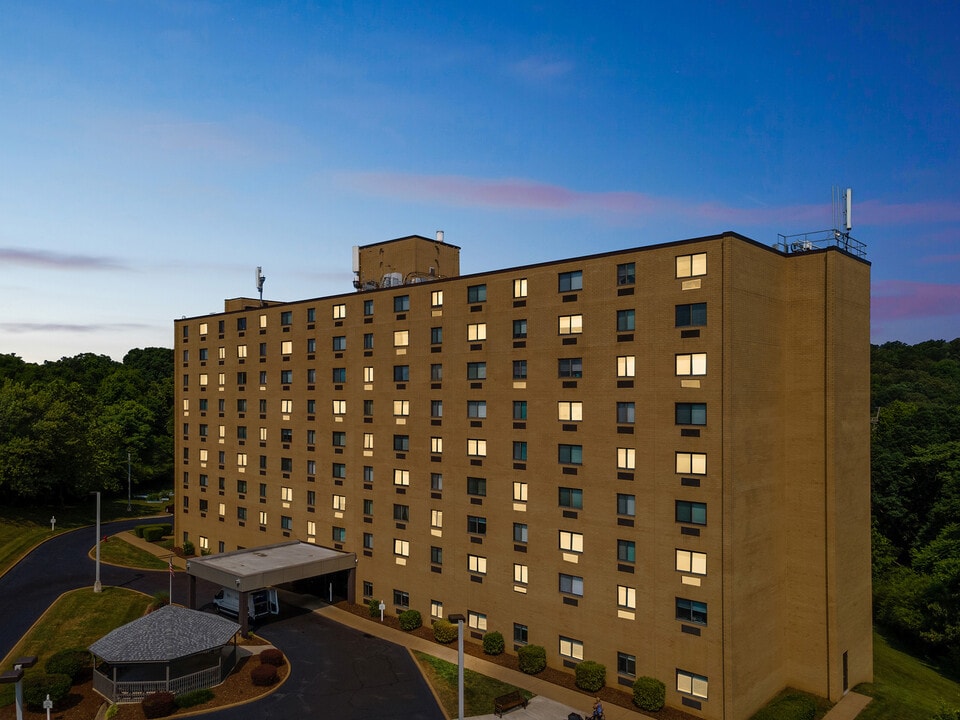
[412,650,532,718]
[98,535,170,570]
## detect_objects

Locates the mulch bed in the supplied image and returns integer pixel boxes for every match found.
[335,601,696,720]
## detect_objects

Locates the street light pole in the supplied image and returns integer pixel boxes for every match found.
[93,491,102,593]
[448,613,465,720]
[127,450,132,512]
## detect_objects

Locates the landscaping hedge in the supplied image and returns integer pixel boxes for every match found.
[750,693,816,720]
[175,688,214,708]
[517,645,547,674]
[633,676,666,711]
[23,673,72,709]
[432,619,457,643]
[368,598,382,617]
[259,648,285,666]
[483,630,505,655]
[142,691,177,718]
[399,609,422,630]
[45,648,88,682]
[575,660,606,692]
[251,663,278,686]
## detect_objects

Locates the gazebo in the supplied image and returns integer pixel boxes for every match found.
[89,605,240,703]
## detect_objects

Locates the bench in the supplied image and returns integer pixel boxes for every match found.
[494,690,528,717]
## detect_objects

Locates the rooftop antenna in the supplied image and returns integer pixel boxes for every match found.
[255,266,266,306]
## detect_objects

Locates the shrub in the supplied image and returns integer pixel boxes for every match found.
[433,619,457,644]
[142,691,177,718]
[45,648,88,682]
[104,704,119,719]
[158,523,172,536]
[23,673,72,709]
[517,645,546,674]
[259,648,285,666]
[751,692,816,720]
[175,688,214,708]
[251,663,278,686]
[632,676,665,712]
[142,525,166,542]
[182,539,196,556]
[575,660,606,692]
[368,598,382,618]
[399,609,422,631]
[134,525,146,538]
[482,631,505,655]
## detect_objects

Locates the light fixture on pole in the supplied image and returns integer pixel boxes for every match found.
[92,491,102,593]
[448,613,465,720]
[0,655,37,720]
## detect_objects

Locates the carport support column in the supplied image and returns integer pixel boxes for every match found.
[239,590,249,638]
[347,565,356,603]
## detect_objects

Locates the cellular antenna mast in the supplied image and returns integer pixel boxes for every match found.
[776,186,865,258]
[256,266,266,306]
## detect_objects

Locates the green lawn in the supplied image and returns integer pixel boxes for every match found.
[413,650,532,717]
[99,534,170,570]
[856,630,960,719]
[0,586,150,707]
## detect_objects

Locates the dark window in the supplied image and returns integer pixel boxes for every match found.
[280,370,292,384]
[618,539,636,562]
[676,403,707,425]
[513,441,527,461]
[617,402,635,424]
[513,523,528,543]
[363,333,374,349]
[558,444,583,465]
[617,652,636,676]
[431,400,443,418]
[467,400,486,418]
[307,308,316,322]
[513,360,527,380]
[394,295,410,312]
[558,270,583,292]
[617,263,635,285]
[237,317,247,331]
[393,589,409,607]
[676,501,707,525]
[280,311,292,325]
[394,365,410,382]
[431,363,443,381]
[559,573,584,596]
[332,431,346,447]
[513,401,527,420]
[363,399,374,416]
[332,463,346,478]
[431,473,443,490]
[617,494,636,516]
[467,515,487,534]
[431,327,443,344]
[513,319,528,338]
[332,336,346,350]
[467,362,486,380]
[281,457,293,471]
[514,623,528,644]
[676,598,707,625]
[363,299,374,316]
[394,435,410,451]
[393,504,410,522]
[281,515,293,530]
[617,309,635,331]
[431,546,443,564]
[675,302,707,327]
[558,357,582,378]
[467,477,487,496]
[332,367,346,382]
[558,487,583,509]
[467,284,487,303]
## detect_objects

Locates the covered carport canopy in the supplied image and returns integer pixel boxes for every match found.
[186,541,357,635]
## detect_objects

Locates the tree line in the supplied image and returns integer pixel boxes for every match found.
[0,349,173,504]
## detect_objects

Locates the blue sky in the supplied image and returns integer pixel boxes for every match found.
[2,1,958,363]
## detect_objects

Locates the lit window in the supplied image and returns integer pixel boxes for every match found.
[281,341,293,355]
[199,373,208,387]
[332,399,346,415]
[431,437,443,454]
[513,482,528,502]
[394,539,410,557]
[431,509,443,528]
[307,521,316,536]
[281,486,293,502]
[560,636,583,660]
[558,401,583,421]
[393,400,410,416]
[237,453,247,467]
[558,270,583,292]
[199,322,208,335]
[218,503,225,517]
[514,563,529,584]
[468,610,487,630]
[617,355,635,378]
[393,469,410,486]
[513,278,528,298]
[467,554,487,574]
[333,494,346,511]
[237,344,247,358]
[676,403,707,425]
[617,447,636,470]
[677,670,709,700]
[218,347,226,359]
[281,399,293,414]
[558,314,583,335]
[676,353,707,376]
[364,366,374,383]
[394,330,409,347]
[431,290,443,307]
[431,599,443,617]
[467,284,486,303]
[559,530,583,553]
[676,452,707,475]
[676,597,707,625]
[676,252,707,278]
[559,573,584,596]
[332,303,346,319]
[363,433,374,449]
[618,585,636,610]
[467,438,487,457]
[676,549,707,575]
[259,510,267,526]
[467,323,487,341]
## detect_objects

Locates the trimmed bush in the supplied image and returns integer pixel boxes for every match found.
[175,688,214,708]
[142,525,166,542]
[23,673,72,709]
[632,676,665,712]
[158,523,172,536]
[251,662,278,686]
[259,648,285,666]
[182,539,195,556]
[750,692,816,720]
[432,619,457,644]
[517,644,547,674]
[45,648,88,682]
[368,598,382,618]
[399,609,422,631]
[575,660,606,692]
[142,691,177,718]
[134,525,146,538]
[482,630,505,655]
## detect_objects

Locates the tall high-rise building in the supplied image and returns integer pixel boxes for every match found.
[174,231,872,719]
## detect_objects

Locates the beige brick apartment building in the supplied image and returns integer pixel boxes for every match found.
[174,231,872,719]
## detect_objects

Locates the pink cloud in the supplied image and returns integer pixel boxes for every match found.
[872,280,960,321]
[0,247,124,270]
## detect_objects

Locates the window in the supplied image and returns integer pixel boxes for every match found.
[237,317,247,331]
[676,549,707,575]
[257,371,265,385]
[618,585,637,610]
[431,546,443,564]
[332,335,346,351]
[281,516,293,531]
[467,323,486,341]
[332,431,346,447]
[280,369,293,384]
[558,401,583,421]
[677,670,709,700]
[559,574,584,596]
[513,482,528,502]
[467,400,486,418]
[467,284,486,303]
[393,469,410,486]
[393,589,410,607]
[558,314,583,335]
[513,401,527,420]
[431,363,443,381]
[306,460,316,475]
[363,499,373,515]
[393,330,409,347]
[676,597,707,625]
[237,479,248,494]
[280,311,292,326]
[467,477,486,496]
[617,262,635,285]
[617,355,636,378]
[617,309,635,332]
[280,341,293,355]
[259,510,268,526]
[332,463,346,479]
[332,399,346,415]
[280,398,292,414]
[332,526,345,542]
[617,494,636,516]
[237,344,247,359]
[558,270,583,292]
[430,436,443,454]
[430,600,443,618]
[332,303,346,320]
[394,365,410,382]
[676,501,707,525]
[259,482,268,498]
[306,308,316,322]
[467,611,487,631]
[363,533,374,550]
[618,539,636,562]
[393,504,410,522]
[363,466,374,482]
[394,295,410,312]
[430,327,443,344]
[676,353,707,376]
[218,503,225,517]
[394,539,410,557]
[513,523,528,543]
[431,473,443,491]
[236,371,247,385]
[558,487,583,509]
[617,402,635,424]
[431,400,443,418]
[332,367,346,383]
[393,435,410,451]
[617,447,636,470]
[363,333,374,349]
[237,507,247,521]
[618,652,637,676]
[513,360,527,380]
[466,438,487,457]
[467,515,486,535]
[676,403,707,425]
[307,490,316,506]
[393,400,410,416]
[467,554,487,574]
[430,509,443,528]
[281,486,293,502]
[237,453,247,467]
[361,366,373,384]
[307,338,316,352]
[363,299,374,316]
[558,357,582,378]
[513,278,528,298]
[513,319,527,338]
[514,623,528,644]
[675,302,707,327]
[513,441,527,461]
[676,452,707,475]
[363,399,374,417]
[558,444,582,465]
[676,252,707,278]
[431,290,443,308]
[467,362,486,380]
[514,563,529,584]
[559,530,584,552]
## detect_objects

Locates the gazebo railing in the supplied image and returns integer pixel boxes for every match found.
[94,662,224,703]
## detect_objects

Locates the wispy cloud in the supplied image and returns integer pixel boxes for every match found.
[509,55,575,82]
[0,248,126,270]
[872,280,960,321]
[346,172,960,228]
[0,322,149,334]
